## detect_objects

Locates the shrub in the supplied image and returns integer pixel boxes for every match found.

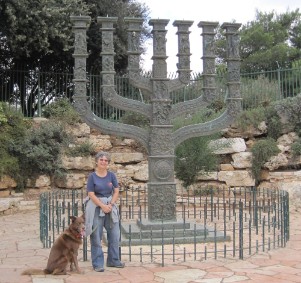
[9,120,71,190]
[175,135,220,188]
[67,141,95,157]
[235,107,266,131]
[251,138,280,184]
[274,95,301,135]
[291,139,301,157]
[265,107,282,139]
[42,98,81,125]
[241,75,279,110]
[0,103,31,178]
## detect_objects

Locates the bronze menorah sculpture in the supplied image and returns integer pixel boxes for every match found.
[71,16,241,225]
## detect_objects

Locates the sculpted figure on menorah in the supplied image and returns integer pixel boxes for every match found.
[70,16,241,224]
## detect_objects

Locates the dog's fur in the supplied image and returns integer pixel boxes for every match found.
[22,214,85,275]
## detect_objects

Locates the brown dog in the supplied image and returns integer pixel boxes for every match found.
[22,214,85,275]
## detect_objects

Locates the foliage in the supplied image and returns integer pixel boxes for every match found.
[172,107,225,131]
[251,138,280,184]
[235,105,282,139]
[265,107,282,139]
[0,0,150,117]
[274,95,301,135]
[235,107,266,131]
[215,9,301,72]
[0,0,89,68]
[119,111,150,128]
[9,120,71,190]
[66,141,95,157]
[85,0,150,74]
[291,139,301,157]
[0,103,31,178]
[42,98,81,125]
[241,74,280,109]
[175,135,220,188]
[240,9,301,72]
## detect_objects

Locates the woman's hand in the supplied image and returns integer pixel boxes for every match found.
[101,203,112,213]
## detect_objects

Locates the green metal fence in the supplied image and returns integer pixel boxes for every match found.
[1,67,301,118]
[40,186,290,266]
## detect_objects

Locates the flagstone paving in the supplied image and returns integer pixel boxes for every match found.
[0,206,300,283]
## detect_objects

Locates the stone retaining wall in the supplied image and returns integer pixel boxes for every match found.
[0,119,300,213]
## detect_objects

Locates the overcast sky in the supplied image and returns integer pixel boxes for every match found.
[137,0,300,72]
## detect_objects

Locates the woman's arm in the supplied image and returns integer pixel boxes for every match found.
[110,187,119,205]
[88,191,112,214]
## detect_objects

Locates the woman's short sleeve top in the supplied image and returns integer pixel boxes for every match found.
[86,171,118,197]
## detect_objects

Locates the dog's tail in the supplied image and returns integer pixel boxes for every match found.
[22,268,49,275]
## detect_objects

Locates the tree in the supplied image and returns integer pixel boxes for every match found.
[215,9,301,73]
[0,0,150,116]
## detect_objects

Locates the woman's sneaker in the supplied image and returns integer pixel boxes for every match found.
[107,262,125,268]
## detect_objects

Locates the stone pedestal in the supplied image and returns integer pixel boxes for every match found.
[118,219,229,246]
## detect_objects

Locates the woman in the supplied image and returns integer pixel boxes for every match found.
[85,151,124,272]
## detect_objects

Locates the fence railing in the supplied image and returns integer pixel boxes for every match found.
[1,67,301,118]
[40,186,289,266]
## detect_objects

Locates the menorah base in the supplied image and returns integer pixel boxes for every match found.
[116,218,230,246]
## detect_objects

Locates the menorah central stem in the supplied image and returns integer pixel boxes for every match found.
[147,19,176,222]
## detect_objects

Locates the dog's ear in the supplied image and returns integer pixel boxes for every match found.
[81,213,85,221]
[70,216,76,223]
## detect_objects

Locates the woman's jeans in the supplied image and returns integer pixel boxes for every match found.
[90,206,121,268]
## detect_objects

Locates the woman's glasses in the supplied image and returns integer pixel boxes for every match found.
[99,158,109,163]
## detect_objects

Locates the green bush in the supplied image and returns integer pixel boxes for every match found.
[251,138,280,184]
[235,107,266,131]
[291,139,301,157]
[265,107,282,139]
[175,135,220,188]
[274,95,301,135]
[0,103,31,178]
[42,98,81,125]
[241,75,279,110]
[9,120,71,190]
[66,141,95,157]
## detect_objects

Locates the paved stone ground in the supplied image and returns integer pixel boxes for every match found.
[0,206,300,283]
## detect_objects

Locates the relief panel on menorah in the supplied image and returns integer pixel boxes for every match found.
[203,60,215,74]
[149,158,174,182]
[128,32,140,51]
[102,74,114,85]
[74,83,87,96]
[227,99,242,116]
[152,61,167,78]
[203,75,216,88]
[102,33,114,51]
[148,184,176,221]
[128,55,140,68]
[153,81,169,99]
[74,32,87,53]
[74,59,87,79]
[153,32,167,55]
[179,34,190,54]
[229,37,240,57]
[203,37,215,56]
[177,56,190,70]
[102,55,114,70]
[153,103,171,125]
[150,128,173,155]
[227,64,240,81]
[74,97,89,116]
[227,84,240,98]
